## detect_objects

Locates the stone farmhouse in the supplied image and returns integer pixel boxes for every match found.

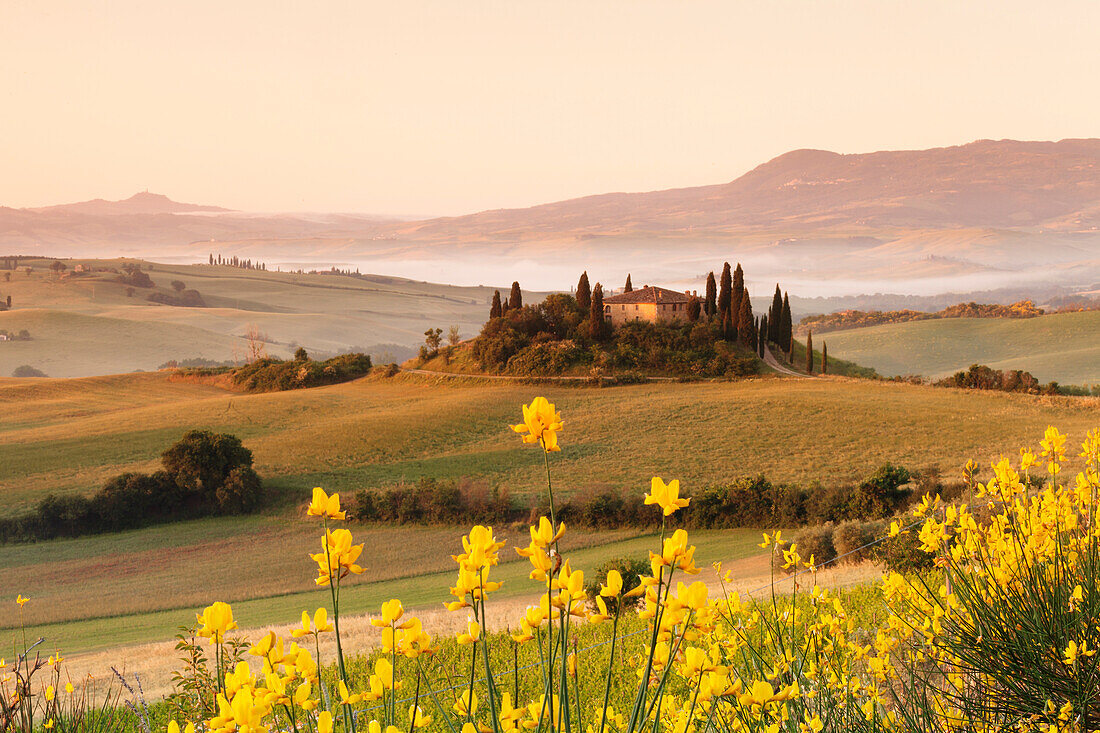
[602,285,694,327]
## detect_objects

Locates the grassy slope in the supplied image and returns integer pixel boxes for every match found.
[3,372,1099,515]
[0,259,511,377]
[1,515,665,650]
[819,311,1100,384]
[1,371,1097,652]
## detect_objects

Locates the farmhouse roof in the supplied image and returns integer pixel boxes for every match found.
[603,285,692,305]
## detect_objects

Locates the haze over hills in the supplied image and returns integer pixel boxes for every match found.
[2,139,1099,295]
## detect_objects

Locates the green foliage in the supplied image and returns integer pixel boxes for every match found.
[230,353,372,392]
[0,431,263,543]
[584,557,648,612]
[935,363,1055,394]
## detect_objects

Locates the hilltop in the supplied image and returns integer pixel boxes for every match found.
[395,138,1100,237]
[28,191,231,216]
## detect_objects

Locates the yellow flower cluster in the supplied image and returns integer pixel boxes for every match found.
[152,409,1099,733]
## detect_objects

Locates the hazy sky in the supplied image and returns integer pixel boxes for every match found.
[3,1,1098,216]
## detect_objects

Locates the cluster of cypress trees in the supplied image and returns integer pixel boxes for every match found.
[489,281,523,319]
[700,262,795,361]
[485,265,816,367]
[208,253,266,270]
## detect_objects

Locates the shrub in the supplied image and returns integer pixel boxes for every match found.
[584,557,648,612]
[0,431,263,543]
[832,519,885,564]
[776,523,837,573]
[231,353,371,392]
[11,364,47,378]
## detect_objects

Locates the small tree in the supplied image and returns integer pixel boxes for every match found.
[508,281,522,310]
[3,272,10,282]
[780,293,793,354]
[737,289,754,347]
[806,330,814,373]
[424,327,443,353]
[294,347,309,362]
[490,290,503,319]
[126,287,135,297]
[576,271,591,312]
[589,283,606,341]
[732,263,745,319]
[171,280,186,292]
[448,325,462,347]
[687,295,701,323]
[245,324,267,363]
[769,285,783,344]
[821,342,828,375]
[717,262,732,323]
[704,272,717,318]
[624,274,633,293]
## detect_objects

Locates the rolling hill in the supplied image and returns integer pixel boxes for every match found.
[820,311,1100,385]
[0,370,1097,654]
[0,259,537,377]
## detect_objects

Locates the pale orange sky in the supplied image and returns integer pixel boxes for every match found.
[3,1,1098,216]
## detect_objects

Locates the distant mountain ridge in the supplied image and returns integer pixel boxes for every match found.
[28,191,231,216]
[1,139,1098,298]
[394,138,1100,238]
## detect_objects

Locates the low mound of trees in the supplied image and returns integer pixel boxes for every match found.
[799,300,1045,334]
[115,264,156,288]
[935,363,1059,395]
[0,430,263,543]
[12,365,47,378]
[148,289,206,307]
[230,352,372,392]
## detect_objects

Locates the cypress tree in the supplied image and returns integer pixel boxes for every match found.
[769,285,783,344]
[806,331,814,374]
[758,316,767,357]
[704,272,717,318]
[576,271,591,311]
[780,293,792,354]
[490,290,503,319]
[590,283,606,341]
[722,310,733,341]
[717,263,732,324]
[738,289,755,347]
[822,342,828,375]
[789,332,795,364]
[687,295,701,322]
[624,274,633,293]
[732,263,745,321]
[508,281,522,310]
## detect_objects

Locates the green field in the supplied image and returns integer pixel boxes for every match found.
[820,311,1100,385]
[1,370,1097,654]
[0,258,523,377]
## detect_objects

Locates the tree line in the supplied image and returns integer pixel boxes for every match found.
[208,253,267,270]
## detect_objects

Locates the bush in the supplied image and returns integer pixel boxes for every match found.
[832,519,885,564]
[775,524,837,573]
[0,431,264,543]
[12,364,47,378]
[231,353,371,392]
[584,557,648,612]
